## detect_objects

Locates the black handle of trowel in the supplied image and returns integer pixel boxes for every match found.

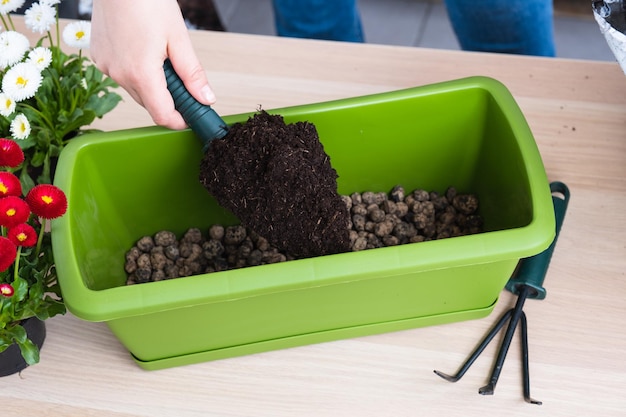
[163,59,229,149]
[505,181,570,300]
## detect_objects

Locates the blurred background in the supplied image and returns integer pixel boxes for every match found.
[207,0,614,61]
[61,0,616,62]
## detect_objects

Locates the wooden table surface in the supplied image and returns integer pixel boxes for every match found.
[4,21,626,417]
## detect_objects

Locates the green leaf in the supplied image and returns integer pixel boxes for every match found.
[0,299,15,323]
[86,92,123,118]
[12,277,29,303]
[18,169,36,195]
[5,323,27,344]
[15,134,37,150]
[0,340,10,353]
[17,337,40,365]
[36,299,66,320]
[30,149,47,167]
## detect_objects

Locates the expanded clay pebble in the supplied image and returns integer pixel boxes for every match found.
[125,226,293,285]
[125,186,483,285]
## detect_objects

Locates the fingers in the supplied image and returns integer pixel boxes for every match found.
[89,0,215,130]
[102,59,187,130]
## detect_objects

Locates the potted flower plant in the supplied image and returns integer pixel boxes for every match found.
[1,137,67,375]
[1,0,121,191]
[0,0,120,375]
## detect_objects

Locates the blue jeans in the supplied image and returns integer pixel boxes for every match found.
[444,0,556,56]
[272,0,364,42]
[272,0,555,57]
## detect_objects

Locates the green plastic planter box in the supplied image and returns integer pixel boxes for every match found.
[52,77,555,370]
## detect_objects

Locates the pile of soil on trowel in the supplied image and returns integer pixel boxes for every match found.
[199,111,351,259]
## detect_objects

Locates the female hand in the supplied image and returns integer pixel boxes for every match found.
[90,0,217,129]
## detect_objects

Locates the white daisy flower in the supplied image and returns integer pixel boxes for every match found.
[41,0,62,5]
[80,78,88,90]
[1,62,43,102]
[0,31,30,68]
[10,113,31,140]
[0,0,26,16]
[27,46,53,70]
[24,2,57,34]
[62,21,91,49]
[0,92,17,117]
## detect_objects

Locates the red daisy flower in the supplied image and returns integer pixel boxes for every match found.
[8,223,38,247]
[0,172,22,198]
[0,138,25,168]
[0,196,31,228]
[0,283,15,297]
[25,184,67,220]
[0,237,17,273]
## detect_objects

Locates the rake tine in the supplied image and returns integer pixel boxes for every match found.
[434,309,513,383]
[521,312,542,405]
[479,285,530,396]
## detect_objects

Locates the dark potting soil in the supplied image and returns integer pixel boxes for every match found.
[198,111,351,259]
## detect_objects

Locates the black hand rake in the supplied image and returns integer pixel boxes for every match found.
[434,181,570,404]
